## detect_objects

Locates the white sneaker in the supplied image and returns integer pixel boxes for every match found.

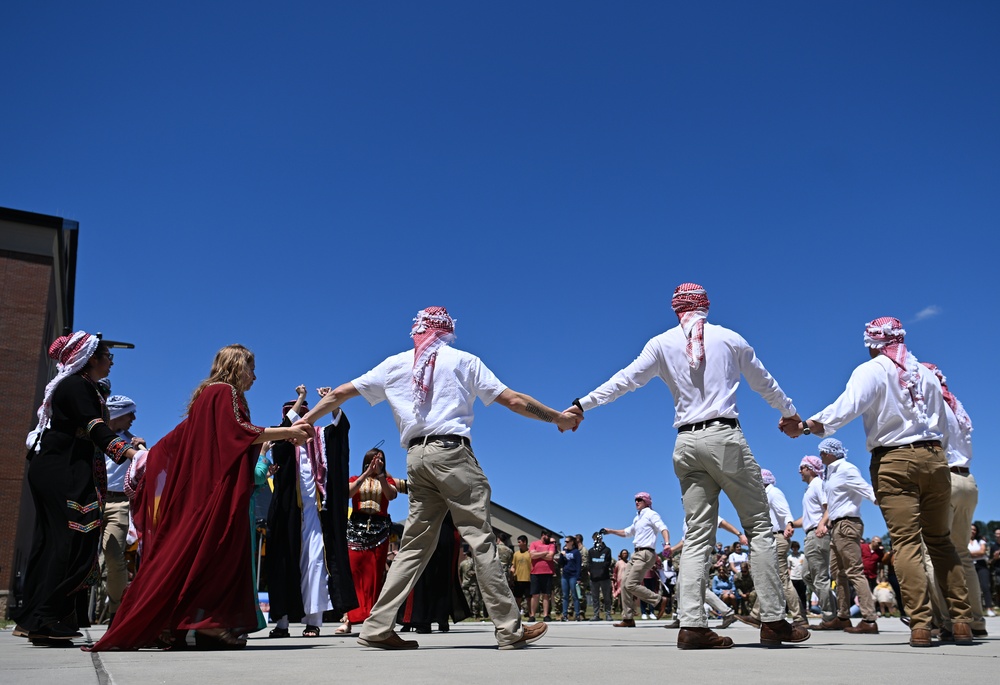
[989,609,996,617]
[641,614,650,620]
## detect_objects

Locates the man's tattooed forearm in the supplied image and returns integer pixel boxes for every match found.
[526,403,554,422]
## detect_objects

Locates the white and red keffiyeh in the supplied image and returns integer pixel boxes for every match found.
[863,316,926,417]
[921,362,972,433]
[671,283,710,369]
[27,331,100,451]
[410,306,456,411]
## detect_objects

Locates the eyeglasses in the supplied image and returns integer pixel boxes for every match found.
[97,352,114,361]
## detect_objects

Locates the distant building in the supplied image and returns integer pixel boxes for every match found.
[0,206,78,618]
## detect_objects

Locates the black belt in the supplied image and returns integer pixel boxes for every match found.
[872,440,942,458]
[805,526,817,534]
[831,516,861,526]
[950,466,970,475]
[408,434,471,449]
[105,491,129,503]
[634,546,656,553]
[677,417,740,433]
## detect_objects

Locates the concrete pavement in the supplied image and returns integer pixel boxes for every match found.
[3,617,998,685]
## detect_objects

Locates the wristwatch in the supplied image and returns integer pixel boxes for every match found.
[801,421,811,436]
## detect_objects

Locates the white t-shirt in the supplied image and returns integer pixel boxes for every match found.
[728,551,748,573]
[352,345,507,448]
[788,553,805,581]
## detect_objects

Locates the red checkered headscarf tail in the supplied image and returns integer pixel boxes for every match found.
[671,283,710,369]
[921,362,972,433]
[410,307,456,411]
[863,316,926,419]
[27,331,100,451]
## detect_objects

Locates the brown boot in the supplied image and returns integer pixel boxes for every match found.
[613,618,636,628]
[677,627,734,650]
[844,620,879,634]
[760,619,811,647]
[952,623,974,645]
[812,616,852,631]
[909,628,932,647]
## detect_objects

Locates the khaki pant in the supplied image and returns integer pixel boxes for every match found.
[829,517,877,621]
[927,471,985,631]
[673,424,783,627]
[803,529,836,622]
[359,440,522,646]
[870,443,972,630]
[101,497,130,615]
[620,549,661,620]
[750,533,803,623]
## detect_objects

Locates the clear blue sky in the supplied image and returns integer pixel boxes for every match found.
[3,2,998,554]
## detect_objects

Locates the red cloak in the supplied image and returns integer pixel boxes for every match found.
[91,383,263,650]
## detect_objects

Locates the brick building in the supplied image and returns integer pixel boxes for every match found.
[0,206,78,618]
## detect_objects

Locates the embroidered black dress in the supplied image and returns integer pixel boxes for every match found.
[13,373,130,634]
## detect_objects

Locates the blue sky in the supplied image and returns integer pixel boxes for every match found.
[3,2,998,554]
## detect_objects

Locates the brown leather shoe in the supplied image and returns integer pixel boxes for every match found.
[951,623,974,645]
[760,619,811,647]
[499,622,547,650]
[655,596,669,619]
[357,632,419,650]
[909,628,932,647]
[677,627,734,650]
[734,614,761,628]
[844,620,879,634]
[613,618,636,628]
[812,616,852,631]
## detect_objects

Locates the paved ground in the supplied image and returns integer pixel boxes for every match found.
[3,617,998,685]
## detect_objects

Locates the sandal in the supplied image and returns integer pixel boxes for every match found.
[268,627,290,638]
[333,622,352,635]
[302,625,321,638]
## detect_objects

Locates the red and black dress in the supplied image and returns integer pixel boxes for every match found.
[13,373,131,637]
[346,475,396,623]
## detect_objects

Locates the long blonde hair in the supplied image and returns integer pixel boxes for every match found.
[186,344,255,415]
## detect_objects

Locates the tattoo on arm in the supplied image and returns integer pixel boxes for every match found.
[525,403,554,422]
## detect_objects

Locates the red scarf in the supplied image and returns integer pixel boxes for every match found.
[410,306,456,410]
[864,316,925,412]
[671,283,710,369]
[921,362,972,432]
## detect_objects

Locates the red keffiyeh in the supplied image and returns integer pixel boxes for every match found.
[410,306,456,411]
[671,283,710,369]
[921,362,972,432]
[864,316,925,416]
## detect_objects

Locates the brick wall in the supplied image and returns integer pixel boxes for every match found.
[0,249,55,595]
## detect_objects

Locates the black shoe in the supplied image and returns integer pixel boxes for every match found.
[268,627,290,638]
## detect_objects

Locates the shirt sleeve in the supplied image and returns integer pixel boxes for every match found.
[352,359,390,406]
[649,510,669,535]
[845,464,876,502]
[470,356,508,405]
[736,335,797,417]
[580,339,662,411]
[770,488,794,529]
[809,360,884,436]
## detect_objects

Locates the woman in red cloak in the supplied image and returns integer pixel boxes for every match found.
[88,345,312,651]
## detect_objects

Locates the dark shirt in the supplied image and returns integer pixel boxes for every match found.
[588,545,612,581]
[561,548,581,577]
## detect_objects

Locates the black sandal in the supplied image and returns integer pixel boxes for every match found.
[302,625,320,637]
[268,627,290,638]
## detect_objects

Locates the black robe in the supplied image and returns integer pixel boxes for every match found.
[265,414,358,623]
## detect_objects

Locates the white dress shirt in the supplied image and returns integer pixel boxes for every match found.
[801,478,827,532]
[942,403,972,468]
[105,429,135,493]
[624,507,669,548]
[823,458,875,522]
[809,355,947,452]
[353,345,507,448]
[579,323,796,426]
[766,483,794,532]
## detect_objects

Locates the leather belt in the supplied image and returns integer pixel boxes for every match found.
[873,440,942,459]
[677,417,740,433]
[105,491,129,503]
[950,466,970,475]
[408,434,471,449]
[830,516,861,526]
[805,526,817,534]
[634,546,656,553]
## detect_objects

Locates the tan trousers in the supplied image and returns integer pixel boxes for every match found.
[870,443,972,630]
[101,497,130,615]
[620,549,662,620]
[803,529,836,622]
[359,440,522,646]
[673,424,784,627]
[750,533,803,622]
[829,517,877,621]
[927,470,985,632]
